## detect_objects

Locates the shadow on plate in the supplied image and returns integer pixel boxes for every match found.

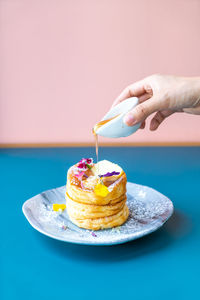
[35,209,192,263]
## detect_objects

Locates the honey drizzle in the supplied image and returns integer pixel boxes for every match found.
[92,131,99,174]
[95,133,98,163]
[93,114,119,165]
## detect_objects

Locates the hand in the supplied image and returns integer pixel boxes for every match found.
[113,74,200,130]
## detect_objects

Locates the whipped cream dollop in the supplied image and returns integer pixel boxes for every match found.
[91,160,122,177]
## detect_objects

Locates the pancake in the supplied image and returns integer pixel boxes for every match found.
[66,193,127,219]
[68,203,129,230]
[66,159,129,230]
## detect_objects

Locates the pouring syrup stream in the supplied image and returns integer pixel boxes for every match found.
[93,114,119,164]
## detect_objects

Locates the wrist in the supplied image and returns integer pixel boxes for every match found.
[188,77,200,106]
[181,77,200,107]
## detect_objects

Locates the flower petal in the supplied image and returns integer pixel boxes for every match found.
[53,204,66,211]
[99,171,120,178]
[94,183,109,197]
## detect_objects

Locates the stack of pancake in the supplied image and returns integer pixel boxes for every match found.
[66,159,129,230]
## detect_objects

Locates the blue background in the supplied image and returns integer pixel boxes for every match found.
[1,147,200,300]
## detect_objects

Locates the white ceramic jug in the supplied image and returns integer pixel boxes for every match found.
[94,97,141,138]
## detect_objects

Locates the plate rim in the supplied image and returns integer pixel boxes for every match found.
[22,182,174,246]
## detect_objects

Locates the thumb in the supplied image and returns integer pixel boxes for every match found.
[123,96,163,126]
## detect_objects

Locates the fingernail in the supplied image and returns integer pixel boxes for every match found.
[123,114,135,126]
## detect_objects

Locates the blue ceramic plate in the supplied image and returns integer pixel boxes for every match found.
[22,182,173,246]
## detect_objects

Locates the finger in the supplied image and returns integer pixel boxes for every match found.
[183,106,200,115]
[140,120,146,129]
[138,93,152,103]
[112,79,147,107]
[123,95,165,126]
[150,110,174,131]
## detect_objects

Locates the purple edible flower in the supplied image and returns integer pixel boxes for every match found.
[61,225,67,230]
[99,171,120,178]
[91,232,97,237]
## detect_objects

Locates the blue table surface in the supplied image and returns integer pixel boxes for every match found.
[1,146,200,300]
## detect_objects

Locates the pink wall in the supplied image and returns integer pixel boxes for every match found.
[1,0,200,145]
